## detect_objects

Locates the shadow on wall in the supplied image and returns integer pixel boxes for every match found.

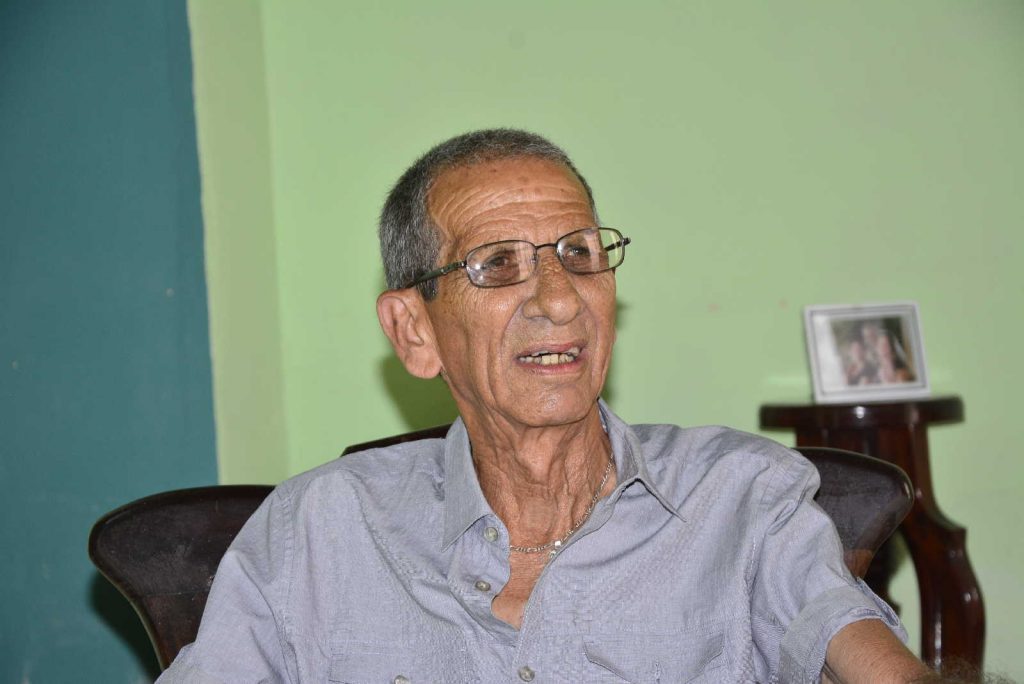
[379,355,460,429]
[89,572,161,680]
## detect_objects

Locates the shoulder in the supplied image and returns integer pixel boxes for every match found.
[270,438,447,525]
[628,423,818,509]
[631,423,790,457]
[632,422,809,473]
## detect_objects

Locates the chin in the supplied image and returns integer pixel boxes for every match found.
[508,389,600,428]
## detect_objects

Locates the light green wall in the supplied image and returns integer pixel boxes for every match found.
[191,1,1023,677]
[190,1,288,484]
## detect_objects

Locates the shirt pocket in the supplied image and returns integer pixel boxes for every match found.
[328,641,474,684]
[583,632,725,684]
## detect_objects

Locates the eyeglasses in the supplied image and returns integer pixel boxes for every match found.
[403,227,631,290]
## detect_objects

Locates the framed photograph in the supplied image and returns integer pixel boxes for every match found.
[803,302,930,404]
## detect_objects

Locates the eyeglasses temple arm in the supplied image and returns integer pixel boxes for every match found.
[403,260,467,289]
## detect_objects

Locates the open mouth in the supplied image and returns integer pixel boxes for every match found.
[517,346,582,366]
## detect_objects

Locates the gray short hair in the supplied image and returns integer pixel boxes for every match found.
[379,128,597,299]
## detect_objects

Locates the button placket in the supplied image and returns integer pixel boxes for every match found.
[471,521,503,597]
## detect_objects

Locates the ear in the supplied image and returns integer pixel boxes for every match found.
[377,289,443,379]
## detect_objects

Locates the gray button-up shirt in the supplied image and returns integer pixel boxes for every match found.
[159,404,904,683]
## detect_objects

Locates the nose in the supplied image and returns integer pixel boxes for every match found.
[521,249,583,325]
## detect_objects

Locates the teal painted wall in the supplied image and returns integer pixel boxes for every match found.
[0,2,216,681]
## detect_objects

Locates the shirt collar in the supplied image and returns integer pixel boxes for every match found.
[440,401,682,550]
[441,418,492,550]
[598,400,682,520]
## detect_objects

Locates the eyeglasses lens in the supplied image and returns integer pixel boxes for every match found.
[466,228,626,288]
[466,241,536,287]
[559,228,612,273]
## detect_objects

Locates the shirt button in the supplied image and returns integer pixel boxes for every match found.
[483,526,499,542]
[518,665,535,681]
[474,579,491,592]
[392,677,410,684]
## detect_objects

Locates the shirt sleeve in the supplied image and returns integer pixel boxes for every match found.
[749,451,907,684]
[156,487,295,684]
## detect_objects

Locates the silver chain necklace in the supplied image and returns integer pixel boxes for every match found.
[509,453,615,559]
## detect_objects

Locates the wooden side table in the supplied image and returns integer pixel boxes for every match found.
[759,396,984,670]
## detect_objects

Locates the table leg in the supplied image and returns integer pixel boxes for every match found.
[877,427,986,670]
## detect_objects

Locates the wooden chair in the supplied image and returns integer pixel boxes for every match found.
[88,485,273,669]
[798,446,913,578]
[89,435,911,670]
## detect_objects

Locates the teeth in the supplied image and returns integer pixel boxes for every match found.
[519,346,580,365]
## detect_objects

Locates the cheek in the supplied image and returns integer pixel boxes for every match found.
[438,291,518,359]
[586,279,618,329]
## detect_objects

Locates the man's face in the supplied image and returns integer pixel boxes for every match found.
[422,156,617,431]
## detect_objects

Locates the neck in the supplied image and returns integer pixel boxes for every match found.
[464,405,616,549]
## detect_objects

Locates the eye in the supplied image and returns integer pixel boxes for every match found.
[479,249,516,271]
[563,244,592,258]
[560,237,603,271]
[465,241,536,286]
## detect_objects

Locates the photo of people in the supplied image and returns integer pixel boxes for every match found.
[804,303,930,403]
[831,318,917,387]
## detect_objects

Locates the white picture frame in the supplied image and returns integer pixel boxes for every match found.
[803,302,930,404]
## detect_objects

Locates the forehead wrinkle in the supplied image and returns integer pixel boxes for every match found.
[475,182,589,213]
[472,207,592,237]
[435,184,585,230]
[450,207,595,259]
[425,189,476,262]
[433,166,587,211]
[453,185,593,234]
[426,184,476,230]
[428,162,593,260]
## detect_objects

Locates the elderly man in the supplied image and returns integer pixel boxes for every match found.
[160,129,934,683]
